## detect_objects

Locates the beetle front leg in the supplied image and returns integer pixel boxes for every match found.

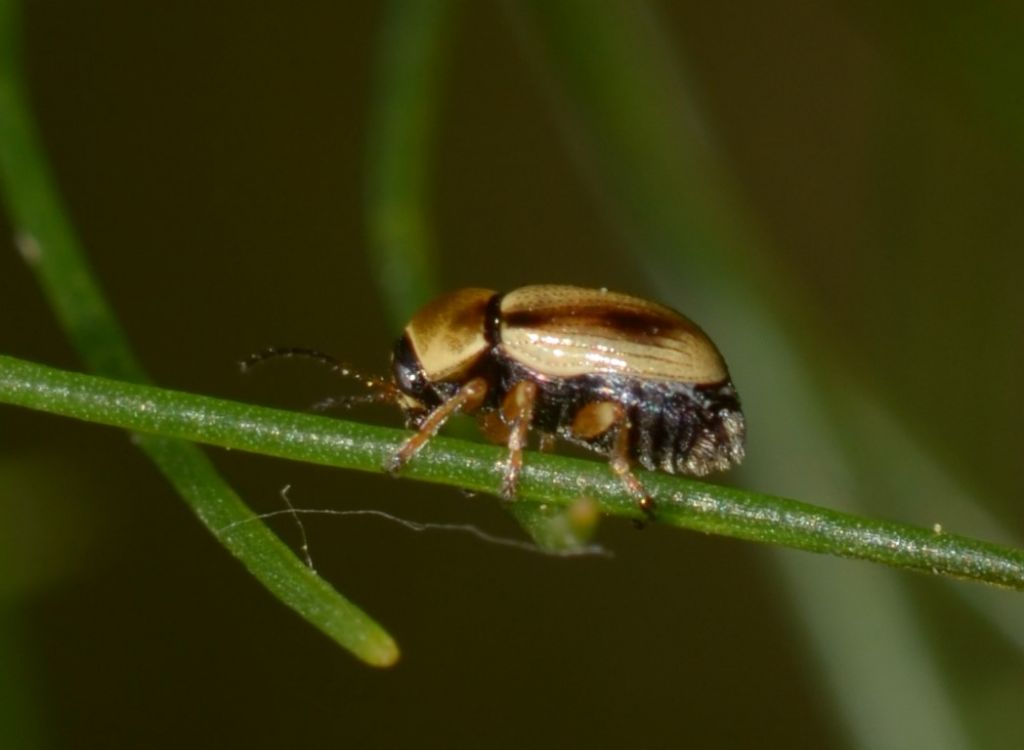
[387,377,488,475]
[500,380,539,499]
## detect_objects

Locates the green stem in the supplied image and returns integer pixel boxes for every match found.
[4,353,1024,591]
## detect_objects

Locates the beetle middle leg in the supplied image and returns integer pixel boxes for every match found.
[571,401,656,519]
[387,377,488,474]
[499,380,539,498]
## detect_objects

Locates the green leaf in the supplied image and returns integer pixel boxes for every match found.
[512,1,983,745]
[0,0,397,667]
[364,0,454,328]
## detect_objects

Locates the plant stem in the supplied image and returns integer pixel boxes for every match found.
[4,353,1024,591]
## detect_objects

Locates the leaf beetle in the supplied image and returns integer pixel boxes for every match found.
[245,285,745,518]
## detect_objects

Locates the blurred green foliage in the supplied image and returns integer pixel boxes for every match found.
[1,1,1023,749]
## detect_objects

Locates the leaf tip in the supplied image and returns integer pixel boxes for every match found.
[361,634,401,668]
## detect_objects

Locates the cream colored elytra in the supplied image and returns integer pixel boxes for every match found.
[498,285,728,384]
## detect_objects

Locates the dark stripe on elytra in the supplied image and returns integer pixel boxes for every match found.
[503,307,685,337]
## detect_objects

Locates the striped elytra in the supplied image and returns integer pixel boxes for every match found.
[497,285,729,384]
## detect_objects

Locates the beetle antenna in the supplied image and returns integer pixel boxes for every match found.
[239,346,341,373]
[241,346,398,414]
[240,346,392,391]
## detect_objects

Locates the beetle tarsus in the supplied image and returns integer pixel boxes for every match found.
[630,497,657,530]
[607,419,658,520]
[384,449,405,477]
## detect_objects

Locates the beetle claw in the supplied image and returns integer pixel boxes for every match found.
[500,470,519,500]
[384,455,402,477]
[384,442,410,477]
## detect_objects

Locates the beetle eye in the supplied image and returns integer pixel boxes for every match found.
[391,335,426,397]
[394,359,420,394]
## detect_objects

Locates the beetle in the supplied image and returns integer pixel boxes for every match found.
[244,285,745,517]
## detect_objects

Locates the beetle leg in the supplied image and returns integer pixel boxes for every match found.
[571,401,655,520]
[537,433,557,453]
[609,420,656,520]
[500,380,539,498]
[478,411,511,445]
[387,377,488,474]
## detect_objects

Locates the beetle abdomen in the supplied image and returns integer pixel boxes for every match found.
[498,359,745,477]
[627,379,745,475]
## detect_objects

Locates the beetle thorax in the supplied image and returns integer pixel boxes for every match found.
[403,288,497,382]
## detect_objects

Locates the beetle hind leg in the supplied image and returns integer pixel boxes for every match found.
[571,401,656,520]
[609,422,657,520]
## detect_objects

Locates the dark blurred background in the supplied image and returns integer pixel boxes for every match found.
[2,1,1023,748]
